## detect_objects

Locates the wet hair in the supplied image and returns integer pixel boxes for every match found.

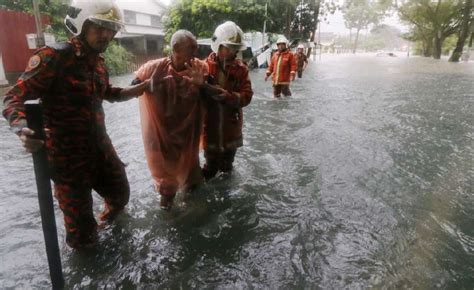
[170,29,197,52]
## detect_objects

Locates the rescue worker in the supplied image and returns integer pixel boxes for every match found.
[3,0,152,249]
[134,30,208,210]
[265,36,297,98]
[295,44,308,78]
[201,21,253,180]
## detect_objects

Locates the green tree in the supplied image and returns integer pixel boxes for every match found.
[449,0,473,62]
[291,0,318,41]
[165,0,265,40]
[342,0,388,53]
[102,41,133,75]
[280,0,337,56]
[397,0,462,59]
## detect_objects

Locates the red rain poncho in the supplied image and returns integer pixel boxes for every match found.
[135,57,208,195]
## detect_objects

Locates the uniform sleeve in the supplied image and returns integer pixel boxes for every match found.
[266,54,275,76]
[223,66,253,108]
[103,85,124,102]
[2,47,59,135]
[290,53,297,75]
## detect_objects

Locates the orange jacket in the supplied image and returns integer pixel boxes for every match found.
[266,49,297,85]
[202,52,253,152]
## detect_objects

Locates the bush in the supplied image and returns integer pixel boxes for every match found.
[103,41,133,75]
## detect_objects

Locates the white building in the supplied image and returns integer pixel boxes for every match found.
[115,0,167,57]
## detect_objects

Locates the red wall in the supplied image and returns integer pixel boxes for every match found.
[0,10,50,73]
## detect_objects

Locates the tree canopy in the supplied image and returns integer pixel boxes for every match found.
[342,0,390,52]
[165,0,337,44]
[165,0,266,40]
[397,0,469,59]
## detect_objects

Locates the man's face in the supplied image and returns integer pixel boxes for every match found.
[84,22,117,53]
[218,45,237,61]
[298,48,304,53]
[172,39,197,69]
[277,43,287,51]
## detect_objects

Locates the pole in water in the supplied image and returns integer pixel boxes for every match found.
[25,99,64,289]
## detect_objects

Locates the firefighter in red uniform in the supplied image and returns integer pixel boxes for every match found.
[202,21,253,180]
[2,0,152,249]
[295,44,308,78]
[265,36,297,97]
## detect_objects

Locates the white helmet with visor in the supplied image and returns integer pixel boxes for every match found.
[64,0,124,36]
[276,36,289,45]
[211,21,247,53]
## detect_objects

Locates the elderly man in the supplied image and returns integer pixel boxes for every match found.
[2,0,151,249]
[133,30,208,210]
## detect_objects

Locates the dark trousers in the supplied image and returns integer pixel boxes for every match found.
[273,84,291,98]
[297,69,303,78]
[53,152,129,248]
[202,149,237,180]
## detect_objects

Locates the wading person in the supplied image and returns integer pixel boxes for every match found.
[295,44,308,78]
[264,36,297,98]
[3,0,152,249]
[201,21,253,180]
[134,30,208,210]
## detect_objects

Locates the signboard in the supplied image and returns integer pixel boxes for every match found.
[26,33,55,49]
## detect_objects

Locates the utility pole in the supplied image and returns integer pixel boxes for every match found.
[32,0,45,48]
[262,1,268,47]
[318,20,321,60]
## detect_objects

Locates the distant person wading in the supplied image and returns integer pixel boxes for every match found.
[265,36,297,98]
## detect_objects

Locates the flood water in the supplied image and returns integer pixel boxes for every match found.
[0,54,473,289]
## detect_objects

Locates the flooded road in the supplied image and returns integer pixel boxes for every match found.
[0,54,473,288]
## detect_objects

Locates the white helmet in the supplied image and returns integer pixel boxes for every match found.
[64,0,124,36]
[211,21,247,53]
[276,36,289,45]
[297,44,305,49]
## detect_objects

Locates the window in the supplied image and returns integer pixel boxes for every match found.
[136,13,151,26]
[151,15,161,27]
[123,10,136,24]
[147,39,158,52]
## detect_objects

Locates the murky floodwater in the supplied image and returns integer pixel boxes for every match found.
[1,54,473,289]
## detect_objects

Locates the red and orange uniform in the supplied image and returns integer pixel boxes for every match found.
[266,49,297,97]
[2,37,130,248]
[202,52,253,179]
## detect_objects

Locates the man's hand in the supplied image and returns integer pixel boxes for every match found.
[150,60,170,92]
[19,127,44,153]
[182,59,206,86]
[264,74,269,81]
[212,87,232,102]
